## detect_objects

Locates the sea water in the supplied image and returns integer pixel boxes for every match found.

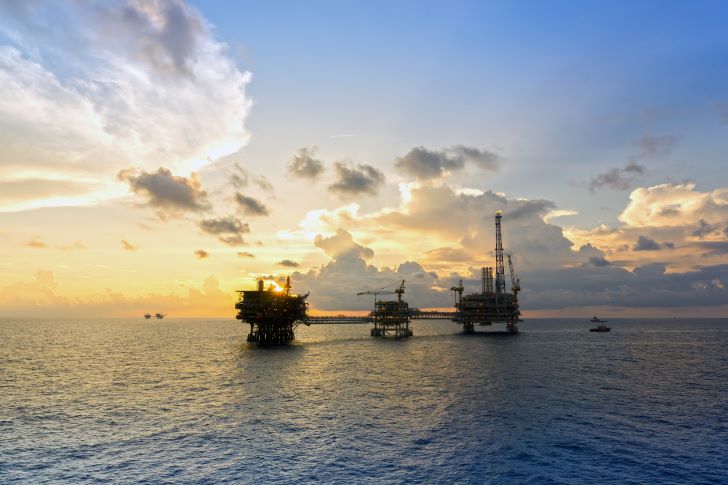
[1,318,726,483]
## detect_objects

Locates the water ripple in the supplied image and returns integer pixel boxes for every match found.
[1,318,727,483]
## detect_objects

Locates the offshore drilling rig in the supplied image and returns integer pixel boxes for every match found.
[451,211,521,334]
[234,211,521,344]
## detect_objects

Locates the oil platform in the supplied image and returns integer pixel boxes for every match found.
[451,211,521,334]
[235,276,309,345]
[235,211,521,344]
[357,280,413,338]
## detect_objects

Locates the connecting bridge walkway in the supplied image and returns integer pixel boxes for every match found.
[303,310,456,326]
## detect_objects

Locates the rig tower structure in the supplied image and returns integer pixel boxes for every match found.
[495,211,506,295]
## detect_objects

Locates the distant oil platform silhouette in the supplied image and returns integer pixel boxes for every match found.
[144,313,167,319]
[236,212,522,345]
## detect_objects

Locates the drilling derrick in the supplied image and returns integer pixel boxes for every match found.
[453,212,521,334]
[451,280,464,305]
[358,280,413,339]
[235,276,309,345]
[495,211,506,295]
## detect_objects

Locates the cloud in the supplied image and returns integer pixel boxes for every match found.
[394,145,500,180]
[328,162,385,197]
[199,216,250,246]
[543,209,579,223]
[695,241,728,256]
[636,134,678,159]
[236,251,255,258]
[589,161,646,192]
[589,256,611,267]
[277,259,299,268]
[424,247,473,262]
[314,229,374,260]
[194,249,208,259]
[619,183,728,228]
[373,184,573,268]
[285,224,728,314]
[288,147,324,180]
[121,240,138,251]
[118,167,210,216]
[0,0,251,211]
[234,193,269,217]
[692,219,719,238]
[25,236,47,248]
[291,180,724,311]
[59,241,87,251]
[229,163,274,192]
[24,237,86,250]
[633,235,661,251]
[0,179,101,210]
[519,263,728,310]
[283,233,449,311]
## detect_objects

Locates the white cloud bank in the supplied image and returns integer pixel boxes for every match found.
[0,0,251,211]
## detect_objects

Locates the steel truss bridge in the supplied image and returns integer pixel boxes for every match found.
[303,310,457,326]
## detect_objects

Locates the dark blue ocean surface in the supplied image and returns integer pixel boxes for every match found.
[1,318,727,483]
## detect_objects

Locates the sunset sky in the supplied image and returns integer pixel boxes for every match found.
[1,0,727,317]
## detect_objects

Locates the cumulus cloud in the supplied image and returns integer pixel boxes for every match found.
[633,235,661,251]
[235,193,269,217]
[291,178,726,311]
[373,184,574,268]
[619,183,728,228]
[278,259,299,268]
[589,161,646,192]
[288,147,324,180]
[328,162,385,197]
[283,234,449,311]
[237,251,255,258]
[314,229,374,260]
[194,249,209,259]
[229,163,274,192]
[199,216,250,246]
[277,224,720,314]
[394,145,500,180]
[118,167,210,216]
[121,240,138,251]
[0,0,251,211]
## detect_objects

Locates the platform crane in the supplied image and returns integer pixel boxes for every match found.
[507,254,520,299]
[357,280,405,304]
